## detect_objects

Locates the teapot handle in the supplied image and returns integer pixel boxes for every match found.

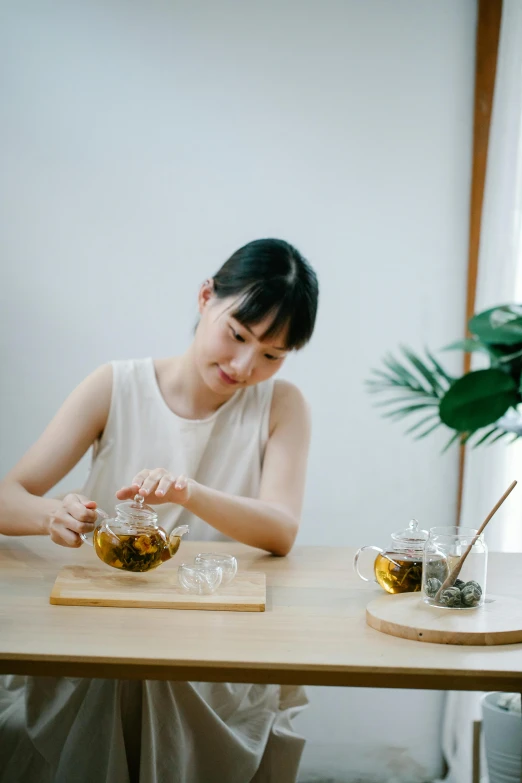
[353,545,384,583]
[80,509,108,546]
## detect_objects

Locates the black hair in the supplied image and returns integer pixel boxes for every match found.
[212,238,318,350]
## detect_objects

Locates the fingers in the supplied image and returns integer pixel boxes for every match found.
[50,524,82,548]
[131,469,152,490]
[137,469,168,498]
[144,470,185,498]
[115,487,137,500]
[63,494,98,523]
[57,510,95,535]
[65,515,96,536]
[155,473,175,497]
[49,494,99,548]
[50,512,93,548]
[74,494,97,509]
[173,475,188,491]
[117,469,188,504]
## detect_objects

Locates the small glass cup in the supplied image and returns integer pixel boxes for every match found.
[194,553,238,586]
[178,563,223,595]
[422,526,487,609]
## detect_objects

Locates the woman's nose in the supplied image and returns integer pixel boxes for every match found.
[230,347,256,379]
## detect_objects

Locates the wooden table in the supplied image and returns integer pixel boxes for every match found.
[2,536,522,692]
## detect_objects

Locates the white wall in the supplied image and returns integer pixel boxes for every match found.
[0,1,476,781]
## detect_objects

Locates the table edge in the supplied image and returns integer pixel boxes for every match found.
[2,655,522,692]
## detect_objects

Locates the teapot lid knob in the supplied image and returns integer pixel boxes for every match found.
[391,517,428,547]
[115,493,157,520]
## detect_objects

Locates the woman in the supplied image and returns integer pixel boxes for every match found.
[0,238,319,783]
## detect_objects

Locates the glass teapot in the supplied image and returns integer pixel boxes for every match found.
[81,494,189,573]
[353,519,428,594]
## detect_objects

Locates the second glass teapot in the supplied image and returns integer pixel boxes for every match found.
[353,519,428,594]
[81,495,189,573]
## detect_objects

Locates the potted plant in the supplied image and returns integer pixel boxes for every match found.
[481,692,522,783]
[367,304,522,449]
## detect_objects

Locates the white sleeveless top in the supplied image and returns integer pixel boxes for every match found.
[82,358,275,538]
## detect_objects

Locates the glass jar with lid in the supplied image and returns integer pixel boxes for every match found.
[423,526,487,609]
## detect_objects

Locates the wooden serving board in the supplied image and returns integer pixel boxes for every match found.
[366,592,522,645]
[50,565,266,612]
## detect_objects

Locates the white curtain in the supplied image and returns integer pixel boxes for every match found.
[439,2,522,781]
[460,0,522,552]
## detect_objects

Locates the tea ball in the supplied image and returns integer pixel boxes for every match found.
[439,587,462,607]
[454,579,466,590]
[461,584,482,607]
[425,578,442,597]
[463,580,482,596]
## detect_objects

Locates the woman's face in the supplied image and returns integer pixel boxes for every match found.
[194,284,288,395]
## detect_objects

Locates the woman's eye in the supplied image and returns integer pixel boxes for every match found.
[264,354,279,361]
[231,330,245,343]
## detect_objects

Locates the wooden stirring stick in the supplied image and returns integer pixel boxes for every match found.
[434,480,518,601]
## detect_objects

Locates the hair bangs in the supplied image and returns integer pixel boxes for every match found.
[230,283,313,351]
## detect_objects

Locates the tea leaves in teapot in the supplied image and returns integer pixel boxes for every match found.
[94,529,169,572]
[374,552,423,594]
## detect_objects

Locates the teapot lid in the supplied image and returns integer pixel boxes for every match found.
[391,519,428,548]
[115,494,158,522]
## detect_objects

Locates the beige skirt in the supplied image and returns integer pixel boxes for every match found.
[0,676,307,783]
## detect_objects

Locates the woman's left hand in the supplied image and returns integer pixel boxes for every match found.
[116,468,192,506]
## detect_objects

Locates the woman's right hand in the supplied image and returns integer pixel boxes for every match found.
[48,493,98,548]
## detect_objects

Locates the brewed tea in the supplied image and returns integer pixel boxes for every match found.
[94,527,182,573]
[374,552,423,594]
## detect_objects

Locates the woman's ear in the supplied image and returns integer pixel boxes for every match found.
[197,279,214,314]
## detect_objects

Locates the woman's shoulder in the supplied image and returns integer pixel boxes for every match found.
[269,379,310,435]
[87,359,156,408]
[272,379,308,405]
[79,362,113,395]
[108,357,156,386]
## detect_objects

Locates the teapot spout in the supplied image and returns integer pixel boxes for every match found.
[172,525,190,538]
[168,525,189,558]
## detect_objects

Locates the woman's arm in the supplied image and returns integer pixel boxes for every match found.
[185,380,310,555]
[118,380,311,555]
[0,364,112,537]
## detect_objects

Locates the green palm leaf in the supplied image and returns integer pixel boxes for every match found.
[383,403,440,421]
[424,348,455,385]
[367,303,522,450]
[470,426,500,448]
[414,421,441,440]
[400,346,446,395]
[372,395,439,409]
[367,347,456,444]
[442,431,462,453]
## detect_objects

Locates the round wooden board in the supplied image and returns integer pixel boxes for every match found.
[366,593,522,646]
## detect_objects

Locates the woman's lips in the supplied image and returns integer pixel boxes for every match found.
[217,367,239,385]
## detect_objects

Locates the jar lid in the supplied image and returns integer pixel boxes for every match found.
[391,519,428,549]
[115,494,158,523]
